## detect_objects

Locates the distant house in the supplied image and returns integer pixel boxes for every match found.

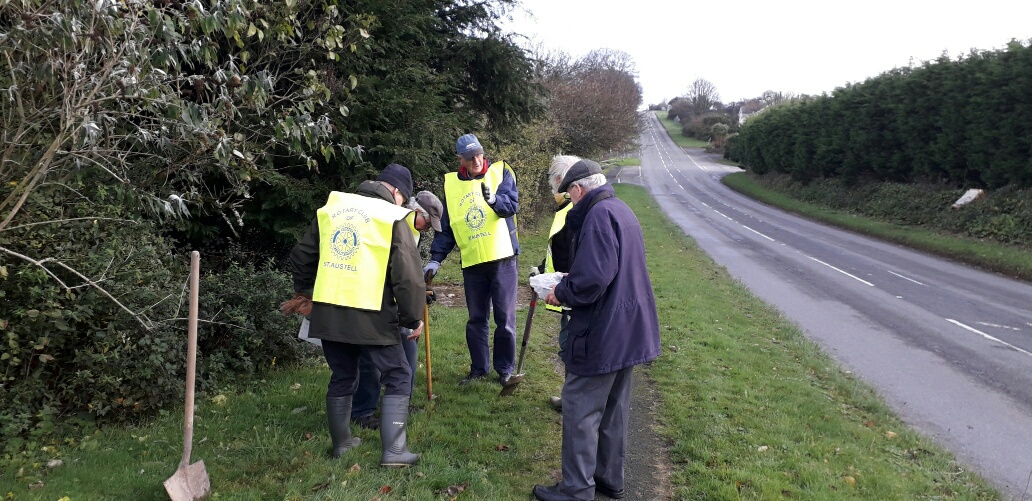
[738,99,767,125]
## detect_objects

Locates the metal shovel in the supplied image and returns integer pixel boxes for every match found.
[164,251,211,501]
[499,290,538,396]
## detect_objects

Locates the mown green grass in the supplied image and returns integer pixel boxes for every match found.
[722,172,1032,282]
[654,111,710,149]
[602,157,640,167]
[2,187,1000,500]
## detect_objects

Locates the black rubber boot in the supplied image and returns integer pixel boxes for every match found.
[379,395,419,467]
[326,396,361,459]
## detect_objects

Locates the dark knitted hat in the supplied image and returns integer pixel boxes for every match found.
[376,163,413,200]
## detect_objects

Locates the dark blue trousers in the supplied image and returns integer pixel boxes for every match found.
[352,329,418,418]
[462,256,518,377]
[322,340,411,399]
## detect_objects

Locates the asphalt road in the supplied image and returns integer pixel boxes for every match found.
[624,113,1032,500]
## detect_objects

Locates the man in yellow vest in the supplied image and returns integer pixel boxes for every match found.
[350,190,443,430]
[424,133,521,385]
[529,155,580,412]
[286,163,425,467]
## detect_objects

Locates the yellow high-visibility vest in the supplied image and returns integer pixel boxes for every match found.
[312,192,411,310]
[543,203,571,313]
[444,162,516,267]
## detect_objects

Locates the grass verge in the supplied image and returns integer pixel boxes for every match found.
[2,187,999,500]
[721,172,1032,282]
[602,157,640,167]
[654,111,710,149]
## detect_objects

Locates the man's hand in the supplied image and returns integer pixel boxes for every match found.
[481,183,496,205]
[406,321,424,340]
[545,288,562,307]
[279,292,313,316]
[529,266,540,278]
[423,260,440,278]
[426,288,437,306]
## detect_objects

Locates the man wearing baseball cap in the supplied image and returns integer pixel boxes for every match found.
[424,133,521,386]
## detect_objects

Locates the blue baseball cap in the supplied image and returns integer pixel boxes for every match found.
[455,134,484,160]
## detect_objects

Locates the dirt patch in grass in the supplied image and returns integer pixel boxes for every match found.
[428,283,536,309]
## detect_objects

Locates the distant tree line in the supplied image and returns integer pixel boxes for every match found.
[729,40,1032,189]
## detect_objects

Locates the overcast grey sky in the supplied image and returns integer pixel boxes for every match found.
[499,0,1032,106]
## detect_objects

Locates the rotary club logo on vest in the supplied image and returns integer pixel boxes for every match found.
[330,223,360,261]
[465,205,486,230]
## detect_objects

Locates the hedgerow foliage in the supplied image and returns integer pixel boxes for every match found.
[0,0,543,456]
[751,174,1032,248]
[733,39,1032,189]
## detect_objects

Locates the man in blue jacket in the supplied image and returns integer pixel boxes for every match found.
[424,134,521,385]
[534,159,661,501]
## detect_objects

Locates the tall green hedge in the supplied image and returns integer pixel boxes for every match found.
[734,39,1032,189]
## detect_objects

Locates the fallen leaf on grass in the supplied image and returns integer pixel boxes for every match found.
[495,444,510,451]
[441,483,469,496]
[843,476,856,486]
[212,394,227,405]
[864,419,875,427]
[311,480,330,492]
[379,485,392,494]
[349,463,362,473]
[757,445,768,452]
[885,431,897,439]
[305,432,312,440]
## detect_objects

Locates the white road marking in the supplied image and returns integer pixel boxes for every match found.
[976,322,1022,331]
[947,319,1032,358]
[741,225,776,242]
[886,270,926,286]
[806,256,876,286]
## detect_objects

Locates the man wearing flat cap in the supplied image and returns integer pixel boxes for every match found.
[533,159,661,501]
[424,133,521,386]
[286,163,425,467]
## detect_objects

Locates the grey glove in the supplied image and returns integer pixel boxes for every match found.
[423,260,440,278]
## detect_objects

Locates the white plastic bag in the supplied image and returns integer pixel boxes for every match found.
[298,317,322,347]
[529,272,565,299]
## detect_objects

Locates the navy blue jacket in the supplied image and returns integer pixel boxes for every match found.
[430,160,520,264]
[553,184,661,376]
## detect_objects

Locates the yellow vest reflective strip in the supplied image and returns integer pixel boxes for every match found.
[543,204,571,313]
[312,192,411,310]
[444,162,516,268]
